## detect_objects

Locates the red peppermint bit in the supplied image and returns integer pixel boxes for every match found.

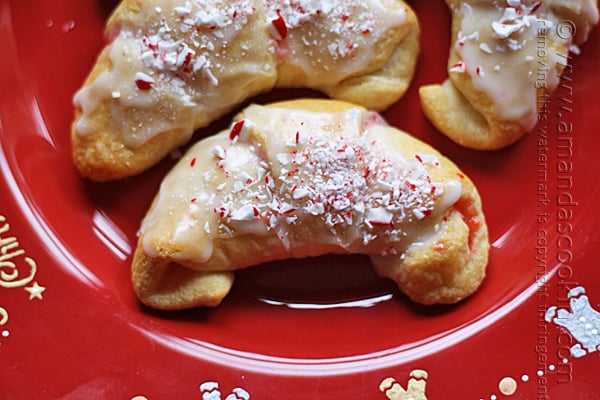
[346,192,353,199]
[190,157,197,167]
[341,14,349,22]
[271,13,288,40]
[369,220,394,228]
[344,212,353,224]
[404,180,417,191]
[229,120,245,141]
[363,166,371,179]
[476,66,483,76]
[191,197,197,203]
[450,61,467,72]
[287,169,299,177]
[282,207,297,215]
[290,185,297,193]
[135,79,153,90]
[430,186,437,195]
[422,209,433,218]
[457,172,465,180]
[295,131,300,145]
[232,10,238,19]
[214,207,227,218]
[362,28,371,34]
[183,52,193,66]
[415,154,423,163]
[253,206,260,217]
[146,38,158,50]
[529,2,542,14]
[434,242,445,252]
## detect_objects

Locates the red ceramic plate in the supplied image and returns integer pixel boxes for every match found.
[2,1,600,398]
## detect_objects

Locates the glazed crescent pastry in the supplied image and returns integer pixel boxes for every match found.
[132,99,489,310]
[72,0,419,181]
[419,0,598,150]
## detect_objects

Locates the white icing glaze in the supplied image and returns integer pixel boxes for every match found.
[73,0,408,147]
[74,0,274,147]
[140,106,464,265]
[452,0,598,128]
[264,0,408,86]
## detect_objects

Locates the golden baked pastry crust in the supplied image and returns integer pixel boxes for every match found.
[132,99,489,310]
[71,0,420,181]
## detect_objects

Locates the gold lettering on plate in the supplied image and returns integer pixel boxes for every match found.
[0,215,38,289]
[0,307,7,326]
[0,214,46,339]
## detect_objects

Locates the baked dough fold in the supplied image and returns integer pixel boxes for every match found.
[72,0,420,180]
[132,99,489,310]
[420,0,598,150]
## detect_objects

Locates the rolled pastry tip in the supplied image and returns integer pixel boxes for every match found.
[420,0,598,150]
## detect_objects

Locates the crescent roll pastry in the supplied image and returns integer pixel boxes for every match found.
[132,99,489,310]
[72,0,419,181]
[419,0,599,150]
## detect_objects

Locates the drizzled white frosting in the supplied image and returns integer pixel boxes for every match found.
[265,0,407,86]
[73,0,408,148]
[74,0,272,147]
[450,0,598,128]
[140,106,463,265]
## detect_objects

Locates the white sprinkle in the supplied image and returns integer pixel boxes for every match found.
[111,91,121,99]
[202,67,219,86]
[492,21,521,39]
[211,145,226,160]
[276,154,289,165]
[521,374,529,382]
[413,208,426,220]
[569,44,581,55]
[174,1,192,17]
[479,43,493,54]
[292,188,310,199]
[366,207,393,226]
[134,71,155,84]
[230,204,256,221]
[467,31,479,41]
